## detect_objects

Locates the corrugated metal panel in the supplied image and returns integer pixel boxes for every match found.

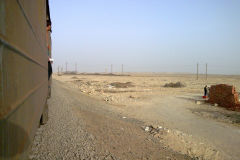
[0,0,6,36]
[0,0,49,159]
[17,0,47,50]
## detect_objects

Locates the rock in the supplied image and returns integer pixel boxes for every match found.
[145,127,150,132]
[107,85,114,89]
[104,96,113,102]
[104,98,109,102]
[196,101,202,105]
[145,126,154,132]
[154,134,161,138]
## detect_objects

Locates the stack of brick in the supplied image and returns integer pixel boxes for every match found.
[208,84,240,111]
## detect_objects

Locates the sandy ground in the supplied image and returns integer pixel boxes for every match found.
[54,73,240,125]
[54,73,240,107]
[53,73,240,160]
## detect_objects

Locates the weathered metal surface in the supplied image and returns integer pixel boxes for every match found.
[0,0,50,159]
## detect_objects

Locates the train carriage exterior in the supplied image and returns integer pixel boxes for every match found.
[0,0,52,159]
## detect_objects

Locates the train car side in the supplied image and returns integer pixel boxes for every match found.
[0,0,51,159]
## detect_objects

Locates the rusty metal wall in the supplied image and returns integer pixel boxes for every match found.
[0,0,49,159]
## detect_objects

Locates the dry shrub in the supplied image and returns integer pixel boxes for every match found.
[164,82,186,88]
[110,82,134,88]
[74,79,82,82]
[71,76,78,79]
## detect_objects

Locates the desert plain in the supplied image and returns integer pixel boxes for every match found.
[52,73,240,160]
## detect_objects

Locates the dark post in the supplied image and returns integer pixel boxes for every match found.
[65,62,68,73]
[75,63,77,73]
[197,63,199,80]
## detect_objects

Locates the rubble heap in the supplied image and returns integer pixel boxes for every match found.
[208,84,240,111]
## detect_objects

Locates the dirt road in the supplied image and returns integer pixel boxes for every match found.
[30,80,190,160]
[124,95,240,160]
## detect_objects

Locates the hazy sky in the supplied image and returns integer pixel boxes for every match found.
[50,0,240,74]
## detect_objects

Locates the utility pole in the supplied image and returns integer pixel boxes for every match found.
[111,64,113,74]
[58,66,59,75]
[206,63,208,80]
[65,62,68,73]
[122,64,123,75]
[75,63,77,73]
[197,63,199,80]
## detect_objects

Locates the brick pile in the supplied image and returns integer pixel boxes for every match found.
[208,84,240,111]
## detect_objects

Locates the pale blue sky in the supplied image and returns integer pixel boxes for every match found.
[50,0,240,74]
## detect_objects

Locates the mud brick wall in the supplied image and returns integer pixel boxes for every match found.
[208,84,240,111]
